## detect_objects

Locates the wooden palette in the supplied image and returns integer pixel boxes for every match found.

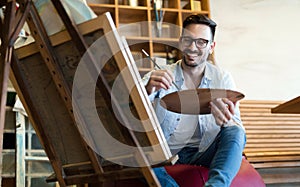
[160,88,245,114]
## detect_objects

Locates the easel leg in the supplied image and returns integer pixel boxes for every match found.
[140,166,161,187]
[0,47,13,185]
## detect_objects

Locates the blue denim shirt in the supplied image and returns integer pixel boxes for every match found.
[142,60,244,152]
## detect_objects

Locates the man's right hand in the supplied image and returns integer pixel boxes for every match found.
[145,69,174,95]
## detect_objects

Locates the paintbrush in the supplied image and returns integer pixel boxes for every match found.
[142,49,181,91]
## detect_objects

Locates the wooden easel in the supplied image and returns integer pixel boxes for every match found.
[0,1,30,185]
[1,1,175,186]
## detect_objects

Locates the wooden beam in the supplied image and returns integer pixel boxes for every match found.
[8,0,31,46]
[0,2,16,184]
[50,0,88,56]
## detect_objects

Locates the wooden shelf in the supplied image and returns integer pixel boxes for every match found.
[88,4,115,8]
[89,0,211,72]
[118,5,148,10]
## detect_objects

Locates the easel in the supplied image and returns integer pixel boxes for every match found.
[0,1,30,185]
[1,1,175,186]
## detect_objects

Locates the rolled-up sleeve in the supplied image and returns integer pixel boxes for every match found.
[141,70,157,101]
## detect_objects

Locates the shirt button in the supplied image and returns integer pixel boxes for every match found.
[176,118,180,121]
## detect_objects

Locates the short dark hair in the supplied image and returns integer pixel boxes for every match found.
[182,14,217,41]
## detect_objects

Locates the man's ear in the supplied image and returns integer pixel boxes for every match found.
[209,41,216,54]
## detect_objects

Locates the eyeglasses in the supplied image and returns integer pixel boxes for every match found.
[180,36,210,49]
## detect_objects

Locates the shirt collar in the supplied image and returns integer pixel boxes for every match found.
[175,60,213,88]
[202,61,214,87]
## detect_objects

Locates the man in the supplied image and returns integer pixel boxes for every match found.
[142,14,246,187]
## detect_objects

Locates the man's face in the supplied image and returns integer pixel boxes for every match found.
[180,24,215,67]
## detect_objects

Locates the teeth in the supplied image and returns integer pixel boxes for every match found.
[188,54,197,57]
[186,53,198,56]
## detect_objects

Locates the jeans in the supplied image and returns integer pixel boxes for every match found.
[154,125,246,187]
[153,167,179,187]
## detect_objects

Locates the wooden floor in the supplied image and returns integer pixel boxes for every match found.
[240,100,300,186]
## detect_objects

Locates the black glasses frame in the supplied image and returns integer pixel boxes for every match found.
[180,36,210,49]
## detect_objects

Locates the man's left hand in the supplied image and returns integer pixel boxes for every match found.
[210,98,235,126]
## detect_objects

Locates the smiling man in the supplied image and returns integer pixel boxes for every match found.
[142,14,246,187]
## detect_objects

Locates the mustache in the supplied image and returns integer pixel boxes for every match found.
[183,49,202,56]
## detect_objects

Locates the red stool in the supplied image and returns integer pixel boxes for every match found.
[102,157,265,187]
[165,157,265,187]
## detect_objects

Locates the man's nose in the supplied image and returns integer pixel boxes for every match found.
[188,40,198,50]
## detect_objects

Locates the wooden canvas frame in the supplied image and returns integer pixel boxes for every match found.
[11,8,174,186]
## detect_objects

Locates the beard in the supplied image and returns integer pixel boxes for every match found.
[182,49,208,67]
